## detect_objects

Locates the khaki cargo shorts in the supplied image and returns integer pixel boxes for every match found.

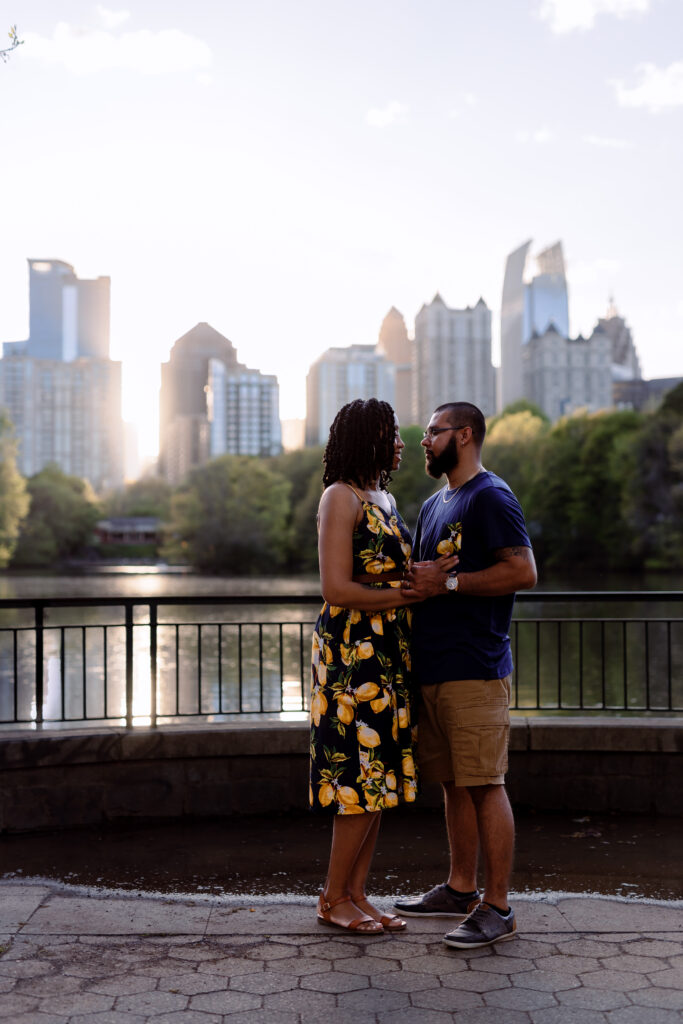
[417,676,512,787]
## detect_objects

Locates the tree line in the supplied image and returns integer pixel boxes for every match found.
[1,382,683,574]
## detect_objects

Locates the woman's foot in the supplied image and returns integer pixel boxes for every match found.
[351,894,407,932]
[317,892,384,934]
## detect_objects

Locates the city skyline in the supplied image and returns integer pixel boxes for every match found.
[2,0,682,455]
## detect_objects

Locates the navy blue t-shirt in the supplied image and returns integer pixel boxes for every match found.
[411,471,531,685]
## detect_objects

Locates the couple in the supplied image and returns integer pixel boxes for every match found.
[309,397,537,949]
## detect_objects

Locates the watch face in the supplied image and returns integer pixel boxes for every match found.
[446,575,458,591]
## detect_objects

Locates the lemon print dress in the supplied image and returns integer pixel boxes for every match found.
[309,487,417,815]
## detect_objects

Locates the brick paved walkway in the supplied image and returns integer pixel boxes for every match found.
[1,881,682,1022]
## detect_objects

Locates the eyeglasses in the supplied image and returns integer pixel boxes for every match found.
[422,425,466,439]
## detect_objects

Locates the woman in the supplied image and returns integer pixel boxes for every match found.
[310,398,454,934]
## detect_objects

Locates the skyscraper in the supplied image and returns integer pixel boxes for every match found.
[0,259,122,491]
[305,344,395,447]
[414,293,495,426]
[376,307,414,426]
[159,322,281,485]
[521,324,612,421]
[500,241,569,410]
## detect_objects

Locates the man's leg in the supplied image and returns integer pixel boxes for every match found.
[467,783,514,909]
[443,781,479,893]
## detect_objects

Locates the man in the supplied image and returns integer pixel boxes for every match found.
[394,401,536,949]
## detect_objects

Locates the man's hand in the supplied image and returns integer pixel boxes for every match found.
[401,553,458,599]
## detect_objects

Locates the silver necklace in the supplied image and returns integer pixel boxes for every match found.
[441,467,485,504]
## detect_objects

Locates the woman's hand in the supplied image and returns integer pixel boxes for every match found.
[401,553,459,598]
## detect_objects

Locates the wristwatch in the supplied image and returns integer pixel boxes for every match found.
[445,573,459,592]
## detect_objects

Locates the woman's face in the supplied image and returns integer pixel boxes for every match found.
[392,417,405,472]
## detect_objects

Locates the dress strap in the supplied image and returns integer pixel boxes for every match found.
[344,482,368,504]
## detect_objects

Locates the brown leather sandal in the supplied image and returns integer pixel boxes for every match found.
[317,893,384,934]
[353,895,407,932]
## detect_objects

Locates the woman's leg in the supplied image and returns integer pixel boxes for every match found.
[347,812,406,928]
[322,811,380,927]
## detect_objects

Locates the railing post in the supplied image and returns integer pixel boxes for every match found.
[34,602,44,728]
[125,603,134,728]
[150,602,158,728]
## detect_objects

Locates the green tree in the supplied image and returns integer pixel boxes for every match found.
[162,455,292,573]
[483,409,549,519]
[0,411,30,567]
[268,446,324,571]
[12,465,101,567]
[103,476,173,520]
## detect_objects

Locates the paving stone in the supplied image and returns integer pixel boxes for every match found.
[309,939,368,959]
[48,992,116,1014]
[484,986,558,1010]
[0,958,55,978]
[471,954,536,973]
[15,973,83,995]
[624,940,683,957]
[0,993,39,1018]
[22,896,211,936]
[647,966,683,988]
[196,955,264,977]
[132,962,189,978]
[629,988,683,1011]
[190,989,263,1013]
[244,941,297,960]
[168,945,221,961]
[558,899,683,934]
[266,955,333,976]
[274,935,328,946]
[558,988,631,1010]
[229,971,298,995]
[580,968,650,991]
[336,954,399,975]
[604,952,668,973]
[89,974,159,995]
[158,972,230,995]
[379,1010,454,1024]
[441,969,511,992]
[153,1013,222,1024]
[220,1013,298,1024]
[513,969,581,992]
[0,976,15,992]
[411,988,484,1011]
[606,1008,683,1024]
[533,954,603,973]
[496,939,558,959]
[71,1013,146,1024]
[400,953,467,975]
[529,1009,608,1024]
[452,1009,530,1023]
[1,1014,68,1024]
[301,969,370,993]
[665,953,683,967]
[368,941,431,960]
[336,987,411,1012]
[263,988,337,1012]
[0,885,50,932]
[114,990,188,1014]
[371,970,433,992]
[557,940,626,957]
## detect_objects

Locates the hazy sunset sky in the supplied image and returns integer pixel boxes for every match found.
[2,0,682,455]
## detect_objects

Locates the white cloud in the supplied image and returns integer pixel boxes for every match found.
[516,127,554,144]
[96,6,130,31]
[583,134,634,149]
[539,0,649,34]
[21,19,211,75]
[448,92,477,118]
[569,257,621,286]
[611,61,683,111]
[365,101,409,128]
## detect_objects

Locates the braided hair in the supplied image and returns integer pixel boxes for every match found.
[322,398,396,490]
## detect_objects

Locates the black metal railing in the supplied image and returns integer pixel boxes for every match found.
[0,592,681,729]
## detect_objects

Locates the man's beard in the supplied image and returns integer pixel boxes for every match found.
[425,436,460,479]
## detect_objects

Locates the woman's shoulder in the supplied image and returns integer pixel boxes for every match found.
[319,481,363,513]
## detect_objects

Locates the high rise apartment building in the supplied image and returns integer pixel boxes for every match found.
[521,324,612,421]
[159,322,281,485]
[599,301,642,383]
[305,344,395,447]
[500,241,570,410]
[376,308,414,426]
[0,259,123,491]
[414,294,495,426]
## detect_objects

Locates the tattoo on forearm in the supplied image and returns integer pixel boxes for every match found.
[494,546,533,561]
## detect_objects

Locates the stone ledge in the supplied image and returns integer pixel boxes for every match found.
[1,717,681,771]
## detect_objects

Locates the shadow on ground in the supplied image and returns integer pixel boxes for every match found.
[2,808,682,901]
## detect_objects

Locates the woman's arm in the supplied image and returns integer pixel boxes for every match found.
[317,484,420,612]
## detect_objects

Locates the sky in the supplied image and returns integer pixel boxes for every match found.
[1,0,682,457]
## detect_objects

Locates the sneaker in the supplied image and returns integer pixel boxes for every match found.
[443,902,517,949]
[393,883,481,918]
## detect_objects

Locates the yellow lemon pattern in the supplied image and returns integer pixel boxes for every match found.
[310,493,417,814]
